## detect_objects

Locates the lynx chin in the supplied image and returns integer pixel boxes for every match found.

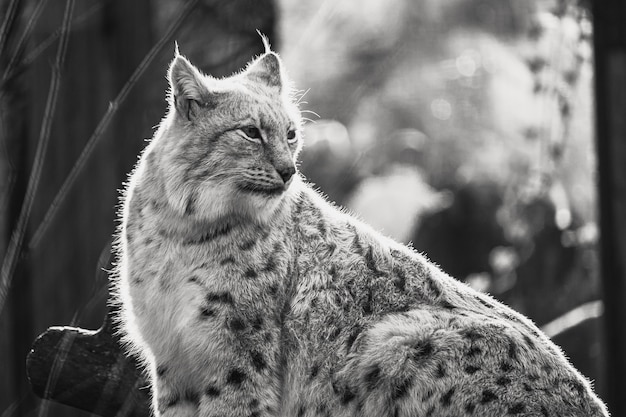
[113,43,609,417]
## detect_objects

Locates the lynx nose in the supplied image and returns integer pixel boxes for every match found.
[277,165,296,184]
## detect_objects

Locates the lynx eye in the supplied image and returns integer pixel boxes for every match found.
[286,129,297,144]
[240,126,263,141]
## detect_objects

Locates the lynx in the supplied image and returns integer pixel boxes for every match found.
[114,43,609,417]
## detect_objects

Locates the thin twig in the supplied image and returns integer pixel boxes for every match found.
[0,0,20,59]
[2,0,49,82]
[0,0,75,316]
[28,0,199,251]
[2,1,104,83]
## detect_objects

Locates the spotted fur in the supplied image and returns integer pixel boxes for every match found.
[113,47,609,417]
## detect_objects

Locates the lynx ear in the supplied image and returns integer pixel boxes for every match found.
[244,52,284,90]
[168,50,211,121]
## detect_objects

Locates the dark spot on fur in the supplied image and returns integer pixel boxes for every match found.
[496,376,512,386]
[481,389,498,404]
[362,290,374,314]
[184,194,196,215]
[244,268,258,279]
[268,283,279,295]
[263,257,277,273]
[346,326,362,353]
[365,365,381,391]
[523,382,533,392]
[351,227,363,254]
[508,403,525,414]
[160,395,179,412]
[422,389,435,401]
[329,264,338,280]
[317,403,330,417]
[508,339,518,360]
[226,368,246,386]
[249,412,260,417]
[466,346,482,357]
[250,350,267,371]
[317,220,327,236]
[411,340,434,362]
[436,362,446,378]
[464,365,481,374]
[205,385,220,397]
[220,255,236,265]
[465,402,476,414]
[206,292,233,304]
[229,317,246,331]
[461,328,483,342]
[183,390,199,404]
[392,376,413,400]
[523,334,536,350]
[184,223,233,245]
[249,399,259,409]
[297,405,306,417]
[441,387,456,407]
[327,241,337,255]
[565,379,586,395]
[200,307,215,318]
[341,387,356,404]
[392,267,407,292]
[264,331,273,343]
[440,300,456,310]
[476,296,495,309]
[334,293,343,305]
[540,405,549,416]
[425,405,436,417]
[309,363,320,380]
[156,365,167,376]
[364,246,384,276]
[329,326,341,341]
[239,239,256,251]
[188,276,198,283]
[528,373,540,381]
[251,315,264,331]
[332,380,356,404]
[144,237,153,245]
[425,277,442,298]
[500,361,514,372]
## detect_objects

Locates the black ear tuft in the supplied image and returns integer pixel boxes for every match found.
[245,52,284,90]
[168,52,210,120]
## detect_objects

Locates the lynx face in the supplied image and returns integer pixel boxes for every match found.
[152,49,302,223]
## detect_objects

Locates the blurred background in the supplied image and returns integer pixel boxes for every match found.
[1,0,625,416]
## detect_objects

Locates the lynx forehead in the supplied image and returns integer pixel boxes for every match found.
[114,44,609,417]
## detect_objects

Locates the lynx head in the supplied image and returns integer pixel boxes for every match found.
[150,44,303,225]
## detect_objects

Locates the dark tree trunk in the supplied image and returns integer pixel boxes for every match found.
[592,1,626,415]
